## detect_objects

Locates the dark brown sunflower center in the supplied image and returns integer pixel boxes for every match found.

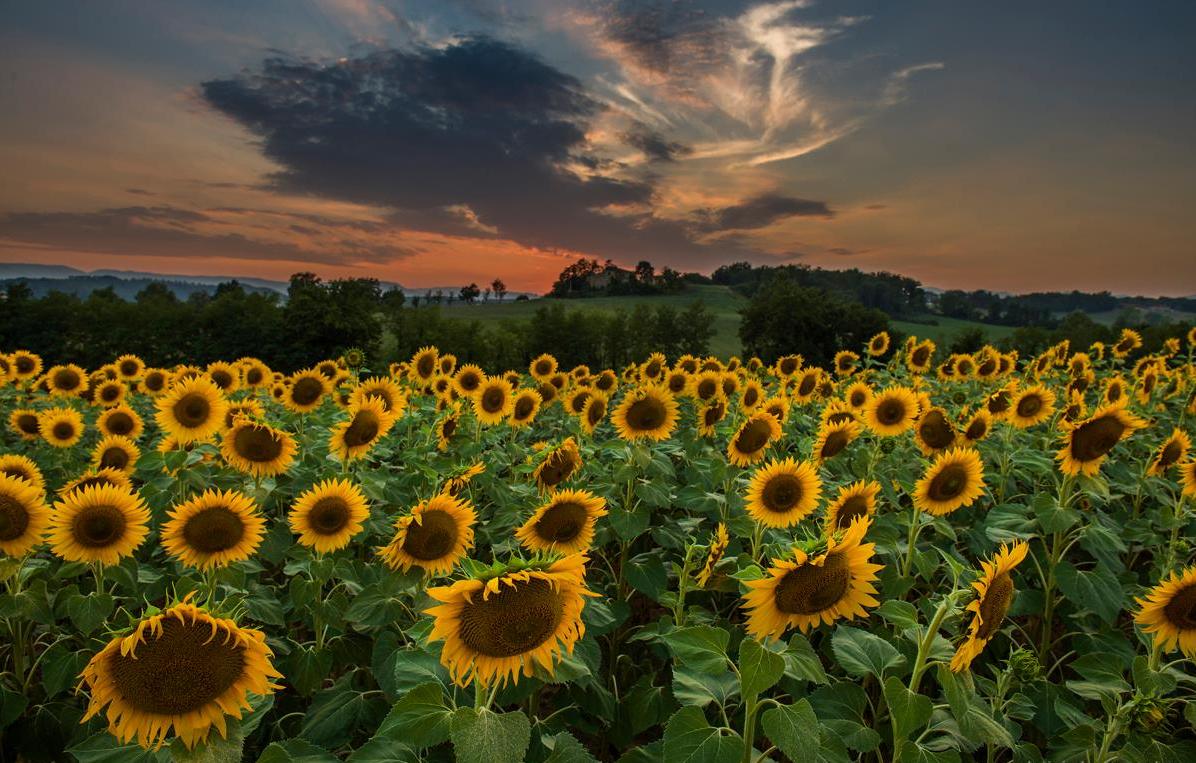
[15,356,34,374]
[534,360,553,375]
[210,371,233,389]
[71,504,127,548]
[458,578,565,658]
[912,347,930,366]
[919,412,955,450]
[977,360,997,376]
[774,552,851,615]
[625,397,667,431]
[849,391,867,407]
[667,374,687,394]
[927,464,969,502]
[99,447,130,471]
[537,451,576,487]
[1016,395,1042,418]
[1162,584,1196,629]
[458,373,481,392]
[534,501,588,543]
[734,419,773,454]
[833,496,869,530]
[308,497,350,534]
[173,393,212,428]
[820,430,849,459]
[291,378,324,406]
[234,426,284,462]
[645,361,662,378]
[1107,385,1122,402]
[743,388,759,407]
[1157,441,1182,469]
[52,422,76,441]
[183,506,245,553]
[798,375,817,396]
[481,387,507,414]
[762,474,804,512]
[975,573,1014,639]
[402,509,458,560]
[441,417,458,439]
[144,373,165,391]
[107,617,246,715]
[0,495,31,541]
[16,414,39,435]
[876,398,907,426]
[1069,415,1127,462]
[53,369,80,390]
[988,392,1010,414]
[100,385,121,402]
[513,396,536,420]
[104,412,134,435]
[245,368,264,385]
[417,355,436,377]
[827,411,854,425]
[778,358,797,375]
[704,402,726,427]
[343,412,380,447]
[965,418,988,440]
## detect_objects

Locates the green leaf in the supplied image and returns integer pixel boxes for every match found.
[831,625,905,679]
[609,505,650,541]
[450,708,531,763]
[625,553,668,601]
[897,740,961,763]
[760,699,819,763]
[300,687,384,748]
[0,685,28,729]
[883,677,932,741]
[1055,562,1122,623]
[66,733,171,763]
[662,706,745,763]
[737,638,784,697]
[66,592,115,635]
[288,646,333,696]
[875,600,920,630]
[374,682,453,749]
[781,634,828,684]
[1032,493,1079,534]
[543,731,600,762]
[672,666,738,708]
[256,740,339,763]
[345,739,419,763]
[1132,655,1177,696]
[662,626,731,674]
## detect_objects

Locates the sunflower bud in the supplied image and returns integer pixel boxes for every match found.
[1007,648,1041,684]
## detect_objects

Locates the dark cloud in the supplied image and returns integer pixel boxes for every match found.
[694,193,833,232]
[622,128,692,162]
[124,188,154,196]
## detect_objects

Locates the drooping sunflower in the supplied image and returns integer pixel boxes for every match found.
[1148,428,1191,476]
[864,386,919,436]
[39,407,85,448]
[161,489,265,570]
[9,408,41,440]
[823,480,881,534]
[0,454,45,492]
[283,370,329,413]
[288,479,369,553]
[425,554,594,687]
[354,376,407,416]
[727,411,782,467]
[329,396,395,461]
[833,350,860,378]
[697,398,728,438]
[913,447,986,516]
[612,386,678,442]
[0,473,51,557]
[1136,565,1196,658]
[533,437,583,492]
[436,407,462,452]
[1055,403,1146,477]
[221,419,297,477]
[379,492,476,576]
[515,489,607,554]
[950,541,1029,672]
[49,484,149,565]
[914,406,957,455]
[906,340,935,374]
[156,376,228,444]
[744,458,821,528]
[91,435,141,474]
[812,419,860,463]
[46,363,88,396]
[10,350,43,382]
[961,410,993,444]
[80,600,282,750]
[743,518,882,639]
[409,346,439,385]
[695,523,730,587]
[1182,460,1196,497]
[866,331,891,357]
[580,395,606,434]
[1008,384,1056,429]
[1112,328,1142,359]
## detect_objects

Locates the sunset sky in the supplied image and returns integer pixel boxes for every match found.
[2,1,1194,295]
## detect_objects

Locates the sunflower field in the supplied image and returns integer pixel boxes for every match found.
[2,329,1196,763]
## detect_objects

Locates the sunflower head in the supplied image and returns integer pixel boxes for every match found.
[697,397,728,437]
[867,332,891,357]
[516,489,607,554]
[612,386,678,442]
[410,346,439,383]
[92,435,141,474]
[49,484,149,565]
[222,420,297,477]
[0,473,51,557]
[288,479,369,553]
[473,377,514,425]
[914,407,957,455]
[47,364,88,396]
[162,489,265,570]
[0,454,45,492]
[39,407,85,448]
[284,370,329,413]
[864,386,918,436]
[580,395,607,434]
[823,480,881,534]
[913,447,986,516]
[812,419,860,464]
[1136,565,1196,658]
[745,458,821,528]
[354,376,406,415]
[10,350,43,381]
[509,389,543,428]
[962,410,992,443]
[379,492,476,576]
[1148,429,1191,477]
[533,438,582,491]
[1055,403,1145,477]
[10,408,41,440]
[329,396,395,461]
[454,364,485,396]
[1008,384,1056,428]
[695,523,730,587]
[437,408,462,452]
[156,376,228,444]
[950,541,1029,672]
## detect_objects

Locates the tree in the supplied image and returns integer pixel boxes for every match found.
[459,283,481,303]
[491,278,507,301]
[634,260,655,284]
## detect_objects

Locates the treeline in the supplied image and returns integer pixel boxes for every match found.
[712,261,928,317]
[549,258,692,298]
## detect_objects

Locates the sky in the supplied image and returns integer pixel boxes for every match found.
[1,0,1194,295]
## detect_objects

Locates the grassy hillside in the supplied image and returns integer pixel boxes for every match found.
[890,315,1017,348]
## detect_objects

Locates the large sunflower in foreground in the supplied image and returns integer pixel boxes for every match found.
[49,484,150,565]
[221,419,297,478]
[0,473,51,557]
[1136,565,1196,658]
[1148,428,1191,476]
[727,411,782,467]
[39,407,85,448]
[913,447,985,516]
[162,489,265,570]
[612,386,678,442]
[950,541,1029,672]
[329,396,396,461]
[1008,384,1056,428]
[379,492,476,576]
[81,600,282,750]
[92,435,141,474]
[156,376,228,444]
[288,479,369,553]
[425,554,595,687]
[863,386,919,436]
[516,489,607,554]
[742,518,882,639]
[823,480,881,534]
[473,377,514,426]
[744,458,821,528]
[1055,403,1146,477]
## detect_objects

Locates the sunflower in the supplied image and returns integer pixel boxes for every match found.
[914,407,957,455]
[1136,566,1196,658]
[288,479,369,553]
[95,404,143,440]
[744,458,821,528]
[523,353,556,382]
[409,346,439,385]
[1148,428,1191,476]
[283,370,328,413]
[593,369,619,397]
[436,408,462,452]
[906,340,935,374]
[961,410,993,443]
[471,377,513,426]
[328,396,395,461]
[811,419,860,464]
[39,407,85,448]
[533,438,582,492]
[91,435,141,475]
[92,379,127,408]
[950,542,1029,672]
[161,489,265,570]
[10,350,42,382]
[454,364,485,397]
[425,554,594,687]
[580,395,606,434]
[1182,460,1196,497]
[1008,385,1056,429]
[985,386,1015,420]
[727,411,782,467]
[378,493,476,576]
[564,388,592,418]
[843,381,872,411]
[774,355,802,378]
[695,523,730,587]
[0,473,51,557]
[867,332,891,357]
[1112,328,1142,358]
[354,376,407,417]
[1053,403,1145,477]
[81,600,281,750]
[688,371,722,403]
[156,376,228,444]
[139,368,170,396]
[47,363,88,396]
[823,480,881,534]
[516,489,607,554]
[444,462,486,499]
[677,355,700,375]
[221,420,297,477]
[0,454,45,492]
[740,380,764,411]
[240,359,272,389]
[760,395,790,425]
[743,518,882,639]
[697,398,728,437]
[913,448,986,516]
[864,386,918,436]
[834,350,860,377]
[59,468,132,500]
[640,353,667,383]
[9,408,41,440]
[612,386,678,442]
[1061,389,1087,424]
[49,484,149,565]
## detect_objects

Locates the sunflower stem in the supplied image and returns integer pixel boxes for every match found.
[908,593,954,694]
[900,504,924,582]
[673,546,695,627]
